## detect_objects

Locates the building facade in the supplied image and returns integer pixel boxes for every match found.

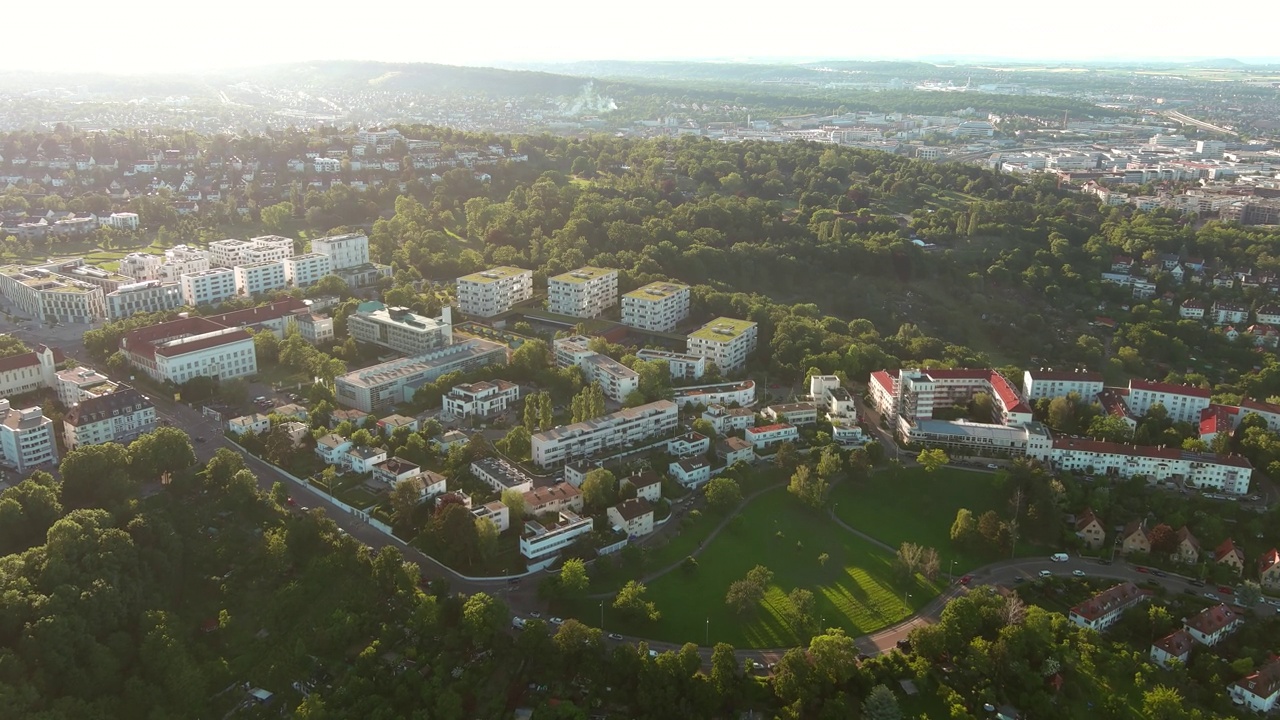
[120,317,257,384]
[530,400,679,468]
[621,281,690,332]
[1022,369,1105,401]
[520,511,595,563]
[442,380,520,418]
[234,260,287,296]
[105,281,184,320]
[310,233,369,270]
[673,379,757,409]
[347,303,453,355]
[552,335,639,403]
[547,266,618,318]
[743,423,800,451]
[456,266,533,317]
[334,338,508,413]
[1068,582,1147,631]
[62,387,156,450]
[0,346,60,399]
[283,252,333,288]
[0,400,58,473]
[634,348,706,380]
[686,318,758,374]
[180,268,237,307]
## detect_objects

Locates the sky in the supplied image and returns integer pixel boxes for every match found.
[10,0,1280,74]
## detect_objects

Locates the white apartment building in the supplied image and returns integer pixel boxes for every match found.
[472,501,511,533]
[62,387,156,450]
[471,457,536,494]
[208,236,295,267]
[743,423,799,451]
[868,368,1033,427]
[334,338,508,413]
[283,252,333,288]
[1068,582,1147,631]
[1022,369,1106,402]
[310,233,370,270]
[54,366,115,406]
[102,212,139,230]
[0,400,58,473]
[105,281,184,320]
[456,266,533,317]
[1125,379,1211,423]
[520,511,595,563]
[0,346,60,399]
[118,252,162,280]
[0,263,106,323]
[122,246,210,283]
[180,268,237,307]
[315,434,353,466]
[531,400,679,468]
[669,458,711,487]
[1033,436,1252,495]
[673,379,756,409]
[234,260,287,296]
[718,436,755,466]
[442,380,520,418]
[121,317,257,384]
[634,348,707,380]
[296,313,335,344]
[687,318,758,374]
[762,402,819,426]
[547,266,618,318]
[702,404,756,434]
[552,335,639,403]
[347,304,453,355]
[621,281,691,332]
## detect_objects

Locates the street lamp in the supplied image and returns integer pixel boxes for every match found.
[600,601,604,633]
[950,558,957,580]
[705,617,710,646]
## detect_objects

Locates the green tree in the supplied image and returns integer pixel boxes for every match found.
[261,201,295,233]
[816,445,843,481]
[476,516,500,562]
[704,477,742,513]
[950,508,978,546]
[613,580,660,622]
[808,628,859,685]
[788,587,817,635]
[691,418,717,441]
[709,642,740,703]
[775,441,799,470]
[1142,685,1188,720]
[389,477,424,530]
[428,503,481,569]
[917,448,949,473]
[59,442,134,509]
[788,465,828,510]
[129,427,197,483]
[559,558,589,598]
[462,592,506,646]
[501,488,527,519]
[580,468,618,511]
[497,424,531,459]
[861,685,902,720]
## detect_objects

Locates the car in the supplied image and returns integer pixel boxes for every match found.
[1219,586,1234,594]
[987,463,999,470]
[895,639,912,653]
[1038,570,1052,578]
[529,611,542,619]
[1072,570,1086,577]
[1097,558,1112,565]
[1013,576,1025,584]
[550,617,564,626]
[299,506,309,512]
[607,633,623,641]
[750,660,764,670]
[289,394,301,401]
[1204,592,1220,600]
[959,575,972,585]
[1189,579,1205,587]
[1153,570,1168,578]
[195,436,207,443]
[1135,566,1149,573]
[648,650,659,658]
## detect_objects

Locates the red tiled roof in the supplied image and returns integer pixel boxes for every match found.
[1185,603,1240,636]
[121,316,223,360]
[1129,379,1212,399]
[1200,404,1238,436]
[1122,520,1148,542]
[1053,436,1183,461]
[1176,525,1200,552]
[1241,397,1280,416]
[1070,582,1147,621]
[1215,538,1244,564]
[746,423,795,434]
[1259,548,1280,575]
[153,328,252,358]
[869,370,894,394]
[1152,629,1194,658]
[1233,659,1280,701]
[1075,508,1101,533]
[0,345,63,373]
[205,297,308,328]
[1099,389,1132,420]
[1180,298,1205,309]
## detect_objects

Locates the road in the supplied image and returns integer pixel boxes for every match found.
[1163,110,1237,137]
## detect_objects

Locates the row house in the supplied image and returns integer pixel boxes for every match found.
[1184,603,1243,647]
[1068,582,1148,631]
[530,401,679,468]
[1035,436,1252,495]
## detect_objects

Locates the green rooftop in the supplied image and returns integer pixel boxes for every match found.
[550,266,615,284]
[689,317,757,342]
[623,280,690,300]
[459,266,529,284]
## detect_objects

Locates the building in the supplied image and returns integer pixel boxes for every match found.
[473,501,511,533]
[272,403,309,422]
[346,446,388,474]
[718,436,755,466]
[332,262,392,289]
[375,414,419,436]
[1221,199,1280,226]
[530,400,679,468]
[1179,299,1207,320]
[440,380,521,420]
[673,379,757,409]
[1212,301,1250,325]
[1074,508,1105,550]
[179,268,237,307]
[1150,629,1195,669]
[205,298,313,338]
[668,431,710,458]
[686,318,758,374]
[120,316,256,384]
[1125,379,1211,423]
[61,386,155,450]
[552,335,639,403]
[0,346,70,400]
[105,280,184,320]
[621,281,690,332]
[0,400,58,473]
[471,457,536,494]
[234,260,287,296]
[869,368,1032,428]
[315,434,352,466]
[1022,369,1105,402]
[1230,658,1280,713]
[621,471,663,502]
[310,233,369,270]
[1034,436,1252,495]
[522,482,584,515]
[103,212,139,230]
[903,419,1049,458]
[1120,520,1151,555]
[434,430,469,452]
[371,457,422,488]
[1173,526,1201,564]
[0,261,107,323]
[607,498,655,539]
[1216,538,1246,576]
[1258,549,1280,590]
[54,366,116,406]
[702,404,756,434]
[634,348,707,380]
[283,253,333,288]
[669,458,711,487]
[562,460,596,488]
[520,511,594,564]
[762,402,818,427]
[208,236,294,267]
[744,423,799,451]
[1184,603,1243,647]
[334,339,508,413]
[1067,582,1148,631]
[456,266,533,317]
[547,266,618,318]
[227,413,270,436]
[348,302,453,355]
[296,313,334,344]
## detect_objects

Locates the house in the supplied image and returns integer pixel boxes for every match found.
[435,430,469,452]
[1230,657,1280,713]
[330,408,370,428]
[278,421,310,447]
[1150,629,1194,669]
[346,446,388,474]
[718,436,755,466]
[1213,301,1249,325]
[1120,520,1151,555]
[1074,508,1105,550]
[376,414,420,436]
[472,501,510,532]
[228,413,270,436]
[1257,304,1280,326]
[702,404,756,434]
[562,460,596,488]
[522,482,584,515]
[315,433,353,465]
[762,402,819,427]
[1215,538,1246,575]
[272,403,308,422]
[606,498,655,539]
[520,511,594,563]
[1068,582,1148,631]
[744,423,799,451]
[668,431,710,458]
[621,471,663,502]
[1258,548,1280,590]
[1173,526,1201,565]
[1184,603,1243,646]
[1178,299,1206,320]
[669,458,711,488]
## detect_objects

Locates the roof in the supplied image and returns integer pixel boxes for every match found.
[1241,397,1280,416]
[766,402,817,415]
[1098,388,1133,420]
[1152,628,1195,658]
[1052,436,1253,469]
[625,471,662,489]
[348,445,386,460]
[718,436,753,453]
[689,317,756,343]
[549,266,615,284]
[1070,582,1147,621]
[523,482,581,507]
[531,400,676,444]
[1128,379,1212,399]
[623,280,689,300]
[1185,603,1240,636]
[1027,369,1105,382]
[374,456,419,476]
[1215,538,1244,563]
[154,328,252,358]
[611,497,654,522]
[1175,525,1200,552]
[64,385,151,426]
[1234,658,1280,700]
[672,458,709,473]
[0,345,63,373]
[1122,520,1148,542]
[1200,404,1238,436]
[1075,508,1102,532]
[317,433,349,449]
[228,412,269,426]
[746,423,797,435]
[1259,548,1280,575]
[458,265,529,283]
[205,297,308,328]
[378,414,417,427]
[870,370,895,394]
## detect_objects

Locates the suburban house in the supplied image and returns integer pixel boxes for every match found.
[330,408,370,428]
[347,446,388,474]
[669,458,711,488]
[472,501,510,532]
[435,430,469,452]
[667,431,711,458]
[562,460,596,488]
[1216,538,1246,575]
[1074,508,1105,550]
[1150,629,1195,669]
[376,414,419,436]
[762,402,818,427]
[744,423,799,451]
[718,436,755,466]
[372,457,422,488]
[606,498,655,539]
[315,433,353,465]
[1120,520,1151,555]
[228,413,270,436]
[1068,582,1148,632]
[1230,658,1280,713]
[621,471,663,503]
[522,482,584,515]
[1184,604,1243,647]
[419,470,447,498]
[1259,549,1280,590]
[1173,526,1201,565]
[272,403,308,422]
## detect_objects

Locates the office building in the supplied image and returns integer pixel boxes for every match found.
[547,266,618,318]
[0,400,58,473]
[62,386,156,450]
[621,281,690,332]
[310,233,370,270]
[687,318,758,374]
[120,316,257,384]
[179,268,237,307]
[334,339,508,412]
[531,400,679,467]
[456,266,533,317]
[283,252,333,288]
[0,261,107,323]
[347,302,453,355]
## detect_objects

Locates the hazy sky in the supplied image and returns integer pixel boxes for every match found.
[12,0,1280,74]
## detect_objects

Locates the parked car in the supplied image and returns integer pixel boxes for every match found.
[1204,592,1220,600]
[529,611,542,618]
[550,617,564,626]
[1153,570,1168,578]
[1188,579,1205,587]
[1072,570,1086,577]
[607,633,623,641]
[1039,570,1052,578]
[959,575,972,585]
[1135,566,1149,573]
[1219,586,1234,594]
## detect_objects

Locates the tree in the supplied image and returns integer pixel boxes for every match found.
[816,445,843,480]
[510,340,551,379]
[967,392,995,423]
[559,558,589,598]
[861,685,902,720]
[865,441,885,465]
[427,503,480,569]
[788,465,828,510]
[497,424,531,459]
[808,629,859,685]
[917,448,949,473]
[1238,580,1263,607]
[977,510,1003,545]
[704,477,742,513]
[1147,523,1177,554]
[725,579,764,617]
[709,642,740,702]
[613,580,660,622]
[462,592,506,646]
[775,441,799,470]
[261,201,295,233]
[691,418,717,442]
[1087,413,1134,443]
[580,468,618,511]
[950,508,977,546]
[59,442,134,509]
[129,427,197,483]
[476,517,500,562]
[788,588,817,634]
[501,488,527,519]
[1142,685,1188,720]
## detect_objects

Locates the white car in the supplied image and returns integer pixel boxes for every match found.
[1072,570,1085,577]
[550,617,564,626]
[1039,570,1052,578]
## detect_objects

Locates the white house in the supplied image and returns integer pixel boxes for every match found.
[1184,604,1243,647]
[1149,629,1194,669]
[553,335,639,404]
[179,268,237,307]
[520,511,594,563]
[315,433,353,466]
[1179,299,1207,320]
[718,436,755,466]
[1022,369,1105,402]
[1067,582,1147,631]
[61,387,155,451]
[228,413,271,436]
[1230,658,1280,713]
[346,446,389,474]
[702,404,756,434]
[234,260,287,296]
[634,348,706,380]
[762,402,818,427]
[1125,379,1211,424]
[442,380,520,418]
[0,401,58,473]
[522,482,584,515]
[668,431,710,458]
[621,471,663,502]
[473,501,511,533]
[673,379,757,409]
[372,457,422,488]
[668,458,711,488]
[744,423,799,451]
[311,233,370,270]
[607,498,655,539]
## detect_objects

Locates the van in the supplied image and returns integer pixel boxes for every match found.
[1051,553,1069,562]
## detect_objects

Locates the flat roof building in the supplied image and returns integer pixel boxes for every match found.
[457,266,533,317]
[335,339,508,413]
[622,281,690,333]
[347,302,453,356]
[531,400,679,468]
[687,317,758,374]
[547,266,618,318]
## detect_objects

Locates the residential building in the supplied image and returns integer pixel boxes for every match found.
[473,501,511,533]
[1173,526,1201,564]
[1184,604,1243,647]
[0,400,58,473]
[103,212,139,230]
[831,419,866,445]
[53,365,113,406]
[1258,305,1280,326]
[348,302,453,355]
[456,266,533,317]
[310,233,369,270]
[471,457,536,494]
[272,403,308,422]
[552,335,639,403]
[283,252,333,288]
[1179,299,1206,320]
[278,421,310,447]
[1258,548,1280,590]
[62,387,155,450]
[607,498,655,539]
[375,414,418,436]
[668,431,710,458]
[1120,520,1151,555]
[762,402,818,427]
[808,375,842,403]
[1033,436,1252,495]
[227,413,271,436]
[621,281,690,332]
[547,266,618,318]
[0,261,107,323]
[434,430,469,452]
[530,400,679,468]
[669,458,711,487]
[1022,369,1105,402]
[673,379,757,409]
[234,260,287,296]
[1074,508,1105,550]
[701,404,756,434]
[902,419,1050,458]
[372,457,422,488]
[562,460,596,488]
[1150,629,1195,669]
[520,511,594,563]
[346,446,388,474]
[120,316,256,384]
[718,436,755,466]
[634,348,706,380]
[825,387,857,419]
[869,368,1032,428]
[686,317,758,374]
[208,236,294,267]
[105,280,184,320]
[621,471,663,502]
[332,262,392,289]
[180,268,237,307]
[1216,538,1246,575]
[1230,659,1280,713]
[296,313,335,344]
[1212,301,1249,325]
[205,298,313,338]
[744,423,800,451]
[334,339,508,412]
[522,482,583,515]
[1068,582,1148,631]
[1199,404,1239,443]
[315,433,353,465]
[1125,379,1211,423]
[442,380,520,418]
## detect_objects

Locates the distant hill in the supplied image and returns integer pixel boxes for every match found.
[501,60,837,84]
[225,61,591,95]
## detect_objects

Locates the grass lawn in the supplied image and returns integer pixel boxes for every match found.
[576,494,940,648]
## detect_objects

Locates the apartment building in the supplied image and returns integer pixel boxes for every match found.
[371,456,422,489]
[62,387,156,450]
[442,380,520,418]
[903,419,1051,458]
[607,498,655,539]
[208,235,294,267]
[634,348,707,380]
[347,303,453,355]
[456,266,533,317]
[530,400,679,468]
[687,318,758,374]
[552,335,639,403]
[669,458,711,487]
[702,404,756,434]
[0,262,106,323]
[0,400,58,473]
[1184,603,1243,647]
[763,402,818,427]
[1034,436,1252,495]
[105,281,184,320]
[180,268,237,307]
[621,281,690,332]
[310,233,369,270]
[668,431,711,458]
[1068,582,1148,631]
[0,345,60,399]
[547,266,618,318]
[869,368,1032,427]
[1022,369,1106,401]
[234,260,287,296]
[520,511,595,563]
[54,366,115,406]
[1125,379,1211,423]
[120,316,257,384]
[673,379,758,410]
[743,423,800,451]
[204,298,312,339]
[472,501,510,533]
[283,252,333,288]
[120,245,210,282]
[718,436,755,466]
[523,482,584,515]
[334,338,508,413]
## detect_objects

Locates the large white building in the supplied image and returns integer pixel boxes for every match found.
[0,400,58,474]
[120,316,257,384]
[531,400,679,467]
[552,335,639,403]
[179,268,237,307]
[673,379,757,409]
[119,245,210,282]
[347,303,453,355]
[1068,582,1147,631]
[701,404,756,434]
[234,260,287,296]
[1022,369,1106,402]
[54,366,116,406]
[208,236,294,267]
[634,348,707,380]
[1033,436,1252,495]
[62,386,156,450]
[621,281,690,333]
[743,423,800,451]
[456,266,533,317]
[334,339,508,413]
[1125,379,1211,424]
[869,368,1033,428]
[442,380,520,418]
[0,346,61,399]
[310,233,369,270]
[102,212,139,230]
[547,266,618,318]
[687,318,758,374]
[283,253,333,288]
[105,281,184,320]
[520,511,595,564]
[0,261,107,323]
